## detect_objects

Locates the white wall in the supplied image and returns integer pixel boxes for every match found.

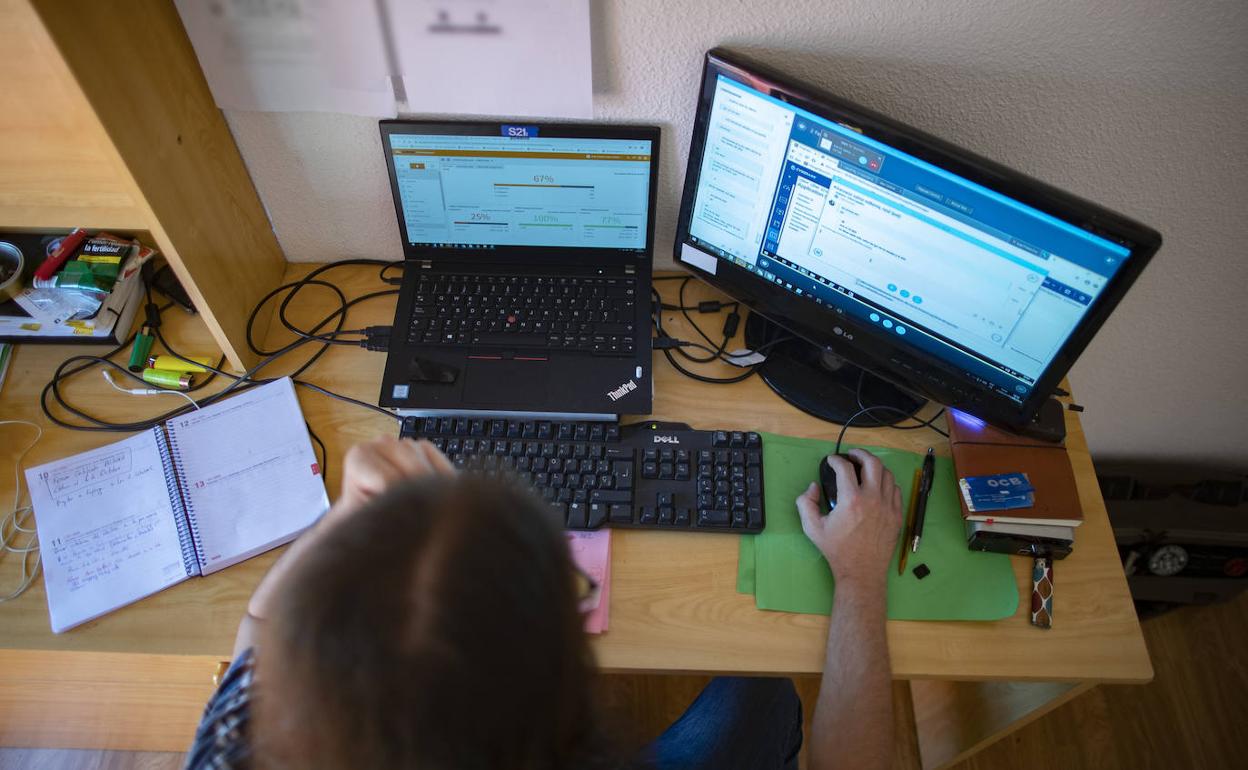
[224,0,1248,467]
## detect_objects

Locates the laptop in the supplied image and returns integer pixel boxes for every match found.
[377,120,660,417]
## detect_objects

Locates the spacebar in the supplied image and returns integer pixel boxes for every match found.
[472,333,548,347]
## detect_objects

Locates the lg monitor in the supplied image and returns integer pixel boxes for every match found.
[674,49,1161,437]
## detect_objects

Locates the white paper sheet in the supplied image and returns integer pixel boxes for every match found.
[174,0,397,116]
[387,0,593,118]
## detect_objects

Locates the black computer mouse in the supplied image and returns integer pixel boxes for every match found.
[819,453,863,512]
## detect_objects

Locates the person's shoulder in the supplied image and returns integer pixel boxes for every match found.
[183,647,256,770]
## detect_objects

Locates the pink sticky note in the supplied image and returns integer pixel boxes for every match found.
[566,530,611,634]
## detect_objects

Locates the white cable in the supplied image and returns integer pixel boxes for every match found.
[103,369,201,410]
[0,420,43,603]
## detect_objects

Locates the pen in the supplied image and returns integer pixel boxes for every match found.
[898,467,922,575]
[911,447,935,553]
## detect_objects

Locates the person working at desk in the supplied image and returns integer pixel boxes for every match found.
[185,439,901,770]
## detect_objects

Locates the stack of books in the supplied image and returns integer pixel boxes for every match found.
[947,411,1082,558]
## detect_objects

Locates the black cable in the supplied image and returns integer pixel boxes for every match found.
[306,421,327,479]
[676,277,729,352]
[834,404,947,454]
[41,261,403,434]
[852,368,948,436]
[378,261,403,284]
[651,285,765,384]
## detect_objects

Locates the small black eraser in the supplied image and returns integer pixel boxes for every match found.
[912,564,931,579]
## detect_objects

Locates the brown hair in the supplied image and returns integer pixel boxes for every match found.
[253,476,605,769]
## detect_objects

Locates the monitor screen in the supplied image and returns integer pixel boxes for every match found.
[685,72,1135,407]
[386,132,654,251]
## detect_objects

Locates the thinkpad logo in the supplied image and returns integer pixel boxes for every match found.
[652,434,680,445]
[606,379,638,402]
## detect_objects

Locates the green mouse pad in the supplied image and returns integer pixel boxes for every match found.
[737,433,1019,621]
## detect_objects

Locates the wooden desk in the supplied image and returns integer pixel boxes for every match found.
[0,265,1150,766]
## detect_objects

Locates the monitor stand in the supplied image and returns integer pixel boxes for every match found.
[743,312,925,426]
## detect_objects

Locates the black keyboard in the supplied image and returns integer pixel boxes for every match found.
[399,417,766,533]
[406,273,638,356]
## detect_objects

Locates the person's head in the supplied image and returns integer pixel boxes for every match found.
[254,475,600,769]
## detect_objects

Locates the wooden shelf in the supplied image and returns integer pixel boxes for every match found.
[0,0,287,370]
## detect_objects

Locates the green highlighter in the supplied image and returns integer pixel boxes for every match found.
[128,326,154,372]
[127,302,160,372]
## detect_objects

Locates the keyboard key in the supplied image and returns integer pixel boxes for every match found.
[609,504,633,523]
[747,503,763,528]
[567,502,588,528]
[698,509,730,527]
[588,503,608,529]
[590,489,632,504]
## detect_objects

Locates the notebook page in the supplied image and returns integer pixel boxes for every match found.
[166,378,329,574]
[26,429,191,633]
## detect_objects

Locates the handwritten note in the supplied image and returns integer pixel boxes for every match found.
[27,430,190,633]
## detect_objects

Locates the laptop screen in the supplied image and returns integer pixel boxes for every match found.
[387,132,654,252]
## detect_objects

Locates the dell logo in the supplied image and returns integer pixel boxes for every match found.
[653,435,681,445]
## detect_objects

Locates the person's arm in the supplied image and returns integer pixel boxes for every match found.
[231,438,455,657]
[796,449,903,770]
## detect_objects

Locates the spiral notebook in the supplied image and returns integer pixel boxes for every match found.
[26,378,329,633]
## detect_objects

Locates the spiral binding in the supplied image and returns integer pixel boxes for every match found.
[156,426,203,577]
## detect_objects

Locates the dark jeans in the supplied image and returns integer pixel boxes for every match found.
[639,677,803,770]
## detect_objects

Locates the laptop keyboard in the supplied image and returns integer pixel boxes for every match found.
[406,274,639,356]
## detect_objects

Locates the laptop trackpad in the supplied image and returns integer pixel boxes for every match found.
[463,358,550,405]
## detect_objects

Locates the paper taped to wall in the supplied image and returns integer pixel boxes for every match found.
[175,0,593,119]
[174,0,397,117]
[388,0,593,118]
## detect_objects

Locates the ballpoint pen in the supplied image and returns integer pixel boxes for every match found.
[911,447,935,553]
[898,467,922,575]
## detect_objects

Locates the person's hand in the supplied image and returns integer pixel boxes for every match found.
[334,437,455,519]
[796,449,902,588]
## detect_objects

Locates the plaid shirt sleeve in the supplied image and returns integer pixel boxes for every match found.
[183,647,255,770]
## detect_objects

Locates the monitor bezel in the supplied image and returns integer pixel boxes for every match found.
[673,49,1162,432]
[379,120,662,266]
